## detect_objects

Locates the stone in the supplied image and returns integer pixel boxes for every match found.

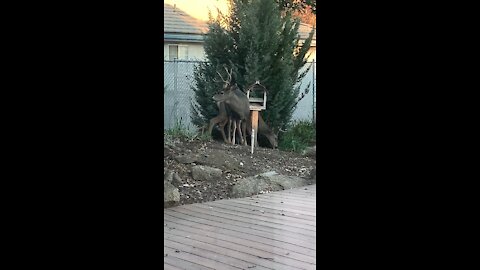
[258,171,279,177]
[231,172,310,198]
[164,181,180,208]
[231,177,272,198]
[175,154,198,164]
[164,169,174,183]
[191,165,222,181]
[309,168,316,179]
[268,174,309,190]
[302,145,316,158]
[172,173,183,187]
[164,146,171,157]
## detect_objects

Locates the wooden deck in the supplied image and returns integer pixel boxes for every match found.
[164,184,316,270]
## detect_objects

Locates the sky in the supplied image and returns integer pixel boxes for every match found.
[164,0,229,21]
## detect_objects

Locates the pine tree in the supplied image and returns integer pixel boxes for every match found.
[191,0,314,132]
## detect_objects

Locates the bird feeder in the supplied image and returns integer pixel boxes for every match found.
[246,81,267,154]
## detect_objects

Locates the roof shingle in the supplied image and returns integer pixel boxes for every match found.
[164,3,315,44]
[164,4,208,35]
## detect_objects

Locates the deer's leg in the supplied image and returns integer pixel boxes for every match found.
[242,118,248,146]
[231,121,237,145]
[236,119,244,145]
[244,118,251,145]
[227,118,233,144]
[208,116,222,136]
[208,115,229,143]
[218,118,229,143]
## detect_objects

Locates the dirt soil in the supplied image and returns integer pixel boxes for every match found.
[164,137,316,206]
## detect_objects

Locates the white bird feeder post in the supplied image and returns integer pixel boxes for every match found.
[246,81,267,154]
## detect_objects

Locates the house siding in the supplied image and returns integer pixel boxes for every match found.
[164,42,206,61]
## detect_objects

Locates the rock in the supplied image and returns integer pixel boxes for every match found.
[172,173,183,187]
[164,169,174,183]
[164,146,171,157]
[230,177,272,198]
[268,174,309,190]
[231,173,310,198]
[302,145,316,158]
[170,145,182,152]
[164,181,180,208]
[309,168,316,179]
[258,171,279,177]
[191,165,222,181]
[175,154,198,164]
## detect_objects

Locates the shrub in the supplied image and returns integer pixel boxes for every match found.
[278,120,315,152]
[165,117,212,142]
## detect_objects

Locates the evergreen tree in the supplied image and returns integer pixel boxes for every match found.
[191,0,314,132]
[276,0,316,15]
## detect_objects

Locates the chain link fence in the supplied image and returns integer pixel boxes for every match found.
[164,59,316,131]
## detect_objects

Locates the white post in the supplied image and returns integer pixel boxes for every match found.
[251,129,255,154]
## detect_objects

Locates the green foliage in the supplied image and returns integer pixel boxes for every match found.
[191,0,314,133]
[165,118,193,139]
[278,120,315,152]
[191,61,224,127]
[165,117,212,142]
[195,132,212,142]
[276,0,316,14]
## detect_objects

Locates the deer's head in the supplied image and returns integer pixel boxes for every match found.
[213,66,233,90]
[212,83,238,102]
[212,66,235,102]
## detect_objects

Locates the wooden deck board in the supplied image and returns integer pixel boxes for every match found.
[170,206,316,239]
[165,210,314,248]
[164,184,316,269]
[253,194,316,204]
[165,235,311,270]
[240,196,317,211]
[216,200,316,220]
[163,262,183,270]
[164,214,316,257]
[163,220,316,264]
[190,204,316,231]
[191,201,316,227]
[163,251,214,270]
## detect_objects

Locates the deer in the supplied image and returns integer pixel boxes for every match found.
[245,113,279,148]
[207,101,236,144]
[209,102,280,148]
[207,67,281,148]
[207,67,247,145]
[216,89,249,145]
[210,67,250,146]
[207,67,234,144]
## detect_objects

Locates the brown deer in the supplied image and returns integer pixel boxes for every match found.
[207,101,231,143]
[209,101,280,148]
[210,68,250,146]
[207,67,233,143]
[245,113,279,148]
[208,67,249,145]
[207,67,281,148]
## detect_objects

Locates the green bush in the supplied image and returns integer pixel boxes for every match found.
[165,117,212,142]
[278,120,316,152]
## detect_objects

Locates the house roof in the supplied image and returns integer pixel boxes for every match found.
[164,3,316,45]
[298,23,316,42]
[164,3,208,35]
